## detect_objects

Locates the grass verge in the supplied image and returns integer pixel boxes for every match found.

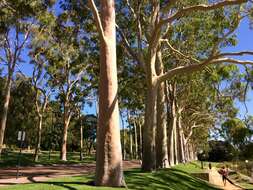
[0,167,220,190]
[0,151,94,167]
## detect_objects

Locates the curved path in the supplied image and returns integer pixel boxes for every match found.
[0,160,140,186]
[208,168,242,190]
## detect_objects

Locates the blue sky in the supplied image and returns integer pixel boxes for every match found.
[223,18,253,118]
[4,11,253,125]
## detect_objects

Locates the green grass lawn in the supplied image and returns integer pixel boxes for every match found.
[0,151,94,167]
[0,166,221,190]
[173,161,205,173]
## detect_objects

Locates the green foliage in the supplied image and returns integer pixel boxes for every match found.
[207,140,235,162]
[5,75,37,146]
[221,118,252,147]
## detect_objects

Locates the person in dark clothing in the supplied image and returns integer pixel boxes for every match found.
[218,166,228,186]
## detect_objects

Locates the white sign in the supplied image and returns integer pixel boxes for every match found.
[22,132,25,141]
[18,131,22,141]
[17,131,25,141]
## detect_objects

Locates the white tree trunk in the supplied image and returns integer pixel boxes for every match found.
[61,111,71,161]
[34,114,43,162]
[134,120,138,159]
[0,76,12,154]
[95,0,123,186]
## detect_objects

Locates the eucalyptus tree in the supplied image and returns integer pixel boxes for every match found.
[0,0,52,154]
[117,48,145,160]
[87,0,124,186]
[117,0,253,171]
[31,11,91,161]
[221,118,252,148]
[30,55,51,161]
[173,61,246,163]
[3,74,37,147]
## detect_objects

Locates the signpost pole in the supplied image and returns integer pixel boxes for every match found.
[16,131,25,179]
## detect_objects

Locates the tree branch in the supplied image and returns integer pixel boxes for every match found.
[160,0,247,25]
[69,68,87,91]
[126,0,137,19]
[116,24,146,69]
[87,0,105,41]
[157,52,253,83]
[215,51,253,58]
[160,39,200,63]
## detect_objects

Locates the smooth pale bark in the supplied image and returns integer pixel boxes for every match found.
[185,142,190,162]
[168,127,175,166]
[127,113,133,159]
[173,118,179,165]
[0,76,12,154]
[138,120,143,160]
[95,0,123,186]
[142,83,157,171]
[142,0,160,172]
[120,112,126,160]
[34,114,43,162]
[129,125,133,159]
[80,114,83,161]
[61,102,71,161]
[188,144,194,161]
[34,92,48,162]
[155,49,169,168]
[177,114,185,163]
[167,84,176,166]
[133,120,138,159]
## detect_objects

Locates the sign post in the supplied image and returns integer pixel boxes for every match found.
[16,131,25,179]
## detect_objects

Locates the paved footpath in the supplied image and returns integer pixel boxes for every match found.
[208,168,242,190]
[0,160,140,186]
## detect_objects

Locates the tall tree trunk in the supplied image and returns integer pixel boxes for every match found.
[61,106,71,161]
[167,84,176,166]
[80,114,83,161]
[185,142,190,162]
[34,114,43,162]
[0,76,12,154]
[95,0,123,186]
[174,117,179,165]
[188,144,193,161]
[120,112,126,160]
[190,144,195,161]
[133,120,138,159]
[129,126,133,159]
[177,114,185,163]
[138,119,142,160]
[142,83,157,171]
[142,0,160,172]
[155,49,169,169]
[127,112,133,159]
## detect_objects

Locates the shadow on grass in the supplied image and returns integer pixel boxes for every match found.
[26,176,93,190]
[0,151,95,168]
[0,168,220,190]
[124,168,221,190]
[33,181,86,190]
[189,162,201,169]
